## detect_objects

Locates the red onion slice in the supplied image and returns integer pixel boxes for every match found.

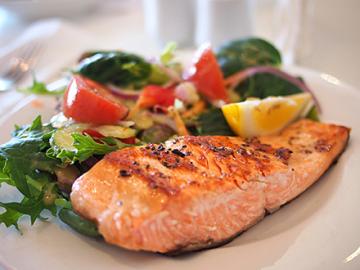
[224,66,321,112]
[107,85,140,101]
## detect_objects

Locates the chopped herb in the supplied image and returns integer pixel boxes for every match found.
[18,77,64,95]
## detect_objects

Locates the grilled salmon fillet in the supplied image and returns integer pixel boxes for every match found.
[71,119,350,253]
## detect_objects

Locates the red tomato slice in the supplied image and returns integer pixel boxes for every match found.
[186,44,229,103]
[63,76,128,124]
[137,85,175,109]
[83,129,135,144]
[82,129,104,139]
[120,137,136,144]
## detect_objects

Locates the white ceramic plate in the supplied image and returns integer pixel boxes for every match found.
[0,67,359,270]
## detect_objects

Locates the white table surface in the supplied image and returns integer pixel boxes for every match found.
[0,0,359,90]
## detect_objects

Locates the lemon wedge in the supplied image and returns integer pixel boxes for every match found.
[222,93,313,137]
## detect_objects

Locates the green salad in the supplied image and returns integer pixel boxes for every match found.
[0,37,319,236]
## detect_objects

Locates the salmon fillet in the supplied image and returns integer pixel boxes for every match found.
[70,119,350,253]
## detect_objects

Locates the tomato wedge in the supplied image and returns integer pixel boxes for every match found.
[137,85,176,109]
[120,137,136,144]
[186,44,229,104]
[63,76,128,124]
[82,129,104,139]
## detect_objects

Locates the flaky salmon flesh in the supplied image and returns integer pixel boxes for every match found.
[71,119,350,254]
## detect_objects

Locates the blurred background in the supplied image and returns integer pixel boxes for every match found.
[0,0,359,88]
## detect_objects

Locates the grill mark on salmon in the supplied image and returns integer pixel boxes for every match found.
[70,119,350,254]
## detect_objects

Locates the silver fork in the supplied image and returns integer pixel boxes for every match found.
[0,40,45,92]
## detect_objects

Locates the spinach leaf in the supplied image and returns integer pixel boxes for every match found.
[76,51,152,88]
[216,37,282,77]
[235,73,303,100]
[190,108,235,136]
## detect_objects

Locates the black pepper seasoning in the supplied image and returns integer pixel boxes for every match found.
[119,169,131,177]
[172,149,186,157]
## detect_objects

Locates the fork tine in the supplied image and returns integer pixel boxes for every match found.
[12,66,29,85]
[0,39,45,91]
[2,41,36,66]
[0,43,36,77]
[25,41,43,69]
[2,41,43,83]
[1,61,26,83]
[18,41,40,64]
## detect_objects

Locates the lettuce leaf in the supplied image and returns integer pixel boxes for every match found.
[47,133,128,164]
[0,117,60,229]
[0,117,58,197]
[160,42,177,65]
[0,116,116,230]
